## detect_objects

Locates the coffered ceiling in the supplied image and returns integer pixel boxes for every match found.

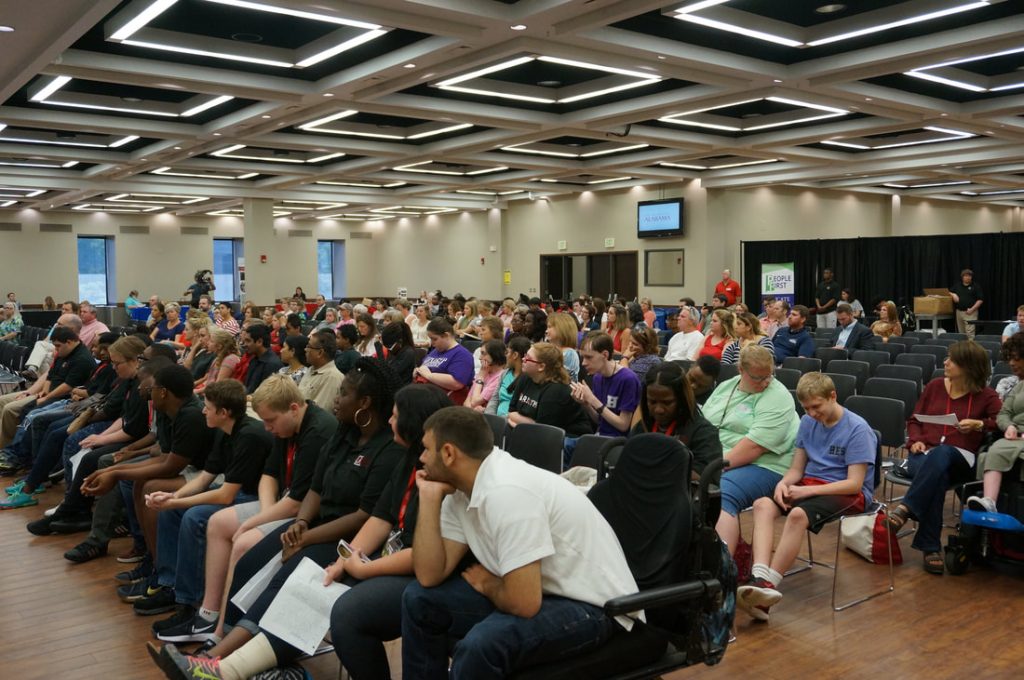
[1,0,1024,218]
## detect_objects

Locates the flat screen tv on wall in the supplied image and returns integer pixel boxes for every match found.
[637,198,684,238]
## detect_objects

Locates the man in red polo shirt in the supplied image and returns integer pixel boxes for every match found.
[715,269,742,306]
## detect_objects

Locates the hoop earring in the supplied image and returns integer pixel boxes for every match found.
[354,407,372,429]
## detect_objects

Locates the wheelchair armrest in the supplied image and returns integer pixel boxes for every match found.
[604,577,721,617]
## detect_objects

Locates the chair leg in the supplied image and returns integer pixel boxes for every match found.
[831,510,895,611]
[785,530,834,575]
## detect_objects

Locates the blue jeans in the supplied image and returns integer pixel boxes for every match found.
[23,417,108,491]
[719,463,783,516]
[156,493,256,606]
[25,405,72,461]
[903,445,974,553]
[402,576,616,680]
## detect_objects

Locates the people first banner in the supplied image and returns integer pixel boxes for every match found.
[761,263,795,306]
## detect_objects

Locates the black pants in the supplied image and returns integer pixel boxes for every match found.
[63,443,122,512]
[330,575,413,680]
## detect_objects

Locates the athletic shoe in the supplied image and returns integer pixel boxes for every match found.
[43,505,60,517]
[161,643,226,680]
[736,578,783,622]
[134,586,177,616]
[118,578,154,603]
[51,513,93,534]
[155,608,218,643]
[0,455,25,476]
[115,560,153,585]
[0,490,38,510]
[64,540,109,564]
[4,479,42,495]
[47,464,65,485]
[26,513,57,535]
[113,523,132,539]
[117,545,147,563]
[152,605,195,635]
[251,665,311,680]
[966,495,997,513]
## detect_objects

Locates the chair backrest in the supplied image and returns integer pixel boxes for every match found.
[851,349,891,376]
[863,377,919,420]
[930,367,945,381]
[826,359,870,392]
[994,360,1012,376]
[657,330,672,347]
[781,356,822,374]
[977,340,1001,355]
[483,413,508,449]
[414,347,428,365]
[814,327,833,338]
[599,437,627,478]
[845,395,906,449]
[975,334,1004,344]
[823,372,857,404]
[717,363,739,384]
[932,337,958,348]
[990,373,1011,389]
[907,331,934,342]
[942,332,968,341]
[874,363,923,394]
[814,347,848,371]
[887,335,919,348]
[812,337,831,349]
[877,343,905,362]
[774,367,801,390]
[911,344,947,366]
[895,352,935,379]
[461,337,482,353]
[505,422,565,473]
[569,434,613,470]
[788,389,805,417]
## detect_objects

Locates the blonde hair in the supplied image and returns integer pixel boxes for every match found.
[530,342,570,385]
[734,312,765,339]
[796,372,835,401]
[251,374,304,413]
[547,312,579,349]
[712,308,737,340]
[109,335,147,362]
[186,314,212,331]
[164,302,181,316]
[738,343,773,372]
[208,327,238,359]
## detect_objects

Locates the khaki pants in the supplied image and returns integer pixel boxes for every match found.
[956,309,978,339]
[0,392,35,448]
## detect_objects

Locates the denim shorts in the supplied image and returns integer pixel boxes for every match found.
[720,464,783,516]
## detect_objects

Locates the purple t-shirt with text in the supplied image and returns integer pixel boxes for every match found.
[592,366,642,437]
[421,344,475,388]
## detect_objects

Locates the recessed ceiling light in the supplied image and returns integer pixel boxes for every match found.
[816,4,846,13]
[0,25,15,32]
[657,55,666,60]
[261,115,271,118]
[212,132,221,136]
[510,24,527,31]
[403,63,416,69]
[173,146,182,150]
[230,32,263,43]
[323,93,334,97]
[538,80,561,87]
[773,79,782,83]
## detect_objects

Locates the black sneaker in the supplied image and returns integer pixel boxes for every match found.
[155,607,219,643]
[26,514,58,536]
[117,579,152,603]
[134,586,177,616]
[64,540,108,564]
[51,512,93,534]
[115,559,153,585]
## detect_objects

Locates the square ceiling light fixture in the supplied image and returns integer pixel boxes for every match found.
[299,110,472,140]
[436,55,661,104]
[369,205,459,216]
[668,0,991,48]
[316,179,407,189]
[501,139,649,158]
[392,160,508,176]
[28,75,233,118]
[821,126,975,150]
[207,207,292,217]
[73,202,164,213]
[0,158,79,169]
[276,199,349,211]
[106,192,209,205]
[659,96,848,132]
[905,46,1024,93]
[151,166,259,179]
[659,156,779,170]
[210,144,343,164]
[0,125,140,149]
[104,0,388,69]
[0,187,46,199]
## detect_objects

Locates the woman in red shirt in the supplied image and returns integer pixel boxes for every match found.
[699,309,736,361]
[886,341,1000,574]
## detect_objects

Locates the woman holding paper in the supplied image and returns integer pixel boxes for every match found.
[151,359,406,678]
[886,341,999,574]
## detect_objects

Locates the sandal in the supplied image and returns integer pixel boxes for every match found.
[923,551,944,575]
[885,504,911,533]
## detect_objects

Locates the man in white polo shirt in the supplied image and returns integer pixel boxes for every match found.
[665,305,705,361]
[403,407,640,679]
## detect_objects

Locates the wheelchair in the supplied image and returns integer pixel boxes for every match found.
[946,458,1024,577]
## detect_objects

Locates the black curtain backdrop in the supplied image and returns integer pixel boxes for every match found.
[742,233,1024,321]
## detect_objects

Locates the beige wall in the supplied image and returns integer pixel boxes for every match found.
[2,183,1020,307]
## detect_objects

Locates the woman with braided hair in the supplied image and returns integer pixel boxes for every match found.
[159,358,407,674]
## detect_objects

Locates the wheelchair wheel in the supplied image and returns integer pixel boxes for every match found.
[945,544,969,575]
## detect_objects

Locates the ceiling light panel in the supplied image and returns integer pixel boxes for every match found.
[298,110,473,141]
[659,96,848,133]
[27,76,234,118]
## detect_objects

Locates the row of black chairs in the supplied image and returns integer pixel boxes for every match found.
[0,340,29,394]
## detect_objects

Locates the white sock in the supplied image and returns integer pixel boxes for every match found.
[751,563,782,587]
[198,607,219,622]
[219,633,277,680]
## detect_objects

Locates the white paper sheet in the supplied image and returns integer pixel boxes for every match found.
[230,551,283,614]
[258,557,350,656]
[912,413,959,427]
[68,448,90,480]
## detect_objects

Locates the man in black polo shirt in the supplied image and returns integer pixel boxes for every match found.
[68,364,215,566]
[241,324,283,394]
[814,267,840,330]
[950,268,983,340]
[137,380,272,622]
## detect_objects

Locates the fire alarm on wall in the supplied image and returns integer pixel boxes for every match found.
[260,254,267,264]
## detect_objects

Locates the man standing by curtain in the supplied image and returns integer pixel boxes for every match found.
[950,268,983,340]
[814,268,840,330]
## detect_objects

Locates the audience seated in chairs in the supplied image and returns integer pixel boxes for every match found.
[886,341,999,574]
[772,304,815,366]
[737,372,876,622]
[466,339,505,412]
[831,303,877,352]
[508,342,591,443]
[722,311,775,365]
[702,344,800,557]
[414,318,475,405]
[214,303,241,337]
[487,336,530,416]
[545,312,581,382]
[182,316,214,382]
[688,355,721,406]
[152,302,185,345]
[197,328,240,395]
[699,309,736,362]
[381,321,417,387]
[870,301,903,343]
[240,325,284,395]
[618,326,662,383]
[572,331,642,438]
[297,330,344,412]
[631,361,722,480]
[277,335,309,387]
[665,305,705,362]
[0,301,23,342]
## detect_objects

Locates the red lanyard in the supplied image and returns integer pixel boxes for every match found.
[284,441,297,489]
[398,468,417,530]
[942,391,973,439]
[90,361,108,381]
[652,421,677,437]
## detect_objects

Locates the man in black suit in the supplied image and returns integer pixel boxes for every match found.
[831,303,876,352]
[309,294,328,322]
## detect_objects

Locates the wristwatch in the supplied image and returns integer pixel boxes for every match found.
[595,403,606,415]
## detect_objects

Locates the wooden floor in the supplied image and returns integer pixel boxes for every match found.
[2,486,1022,680]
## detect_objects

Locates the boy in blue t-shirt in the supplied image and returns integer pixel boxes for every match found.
[737,372,876,622]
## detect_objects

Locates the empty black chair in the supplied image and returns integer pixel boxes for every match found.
[670,359,692,373]
[932,337,958,348]
[814,327,833,339]
[887,336,919,348]
[823,372,857,404]
[875,363,924,395]
[852,349,890,376]
[845,395,906,451]
[895,353,935,383]
[975,334,1004,344]
[994,360,1012,376]
[814,347,848,372]
[461,337,482,353]
[911,344,947,367]
[774,367,801,390]
[977,341,1001,356]
[569,434,612,471]
[906,331,935,343]
[942,333,968,341]
[826,359,870,393]
[877,343,905,362]
[990,373,1010,389]
[657,330,672,347]
[505,422,565,473]
[483,413,508,449]
[931,368,945,381]
[717,363,739,384]
[863,377,919,421]
[788,389,805,417]
[781,356,821,374]
[812,338,831,349]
